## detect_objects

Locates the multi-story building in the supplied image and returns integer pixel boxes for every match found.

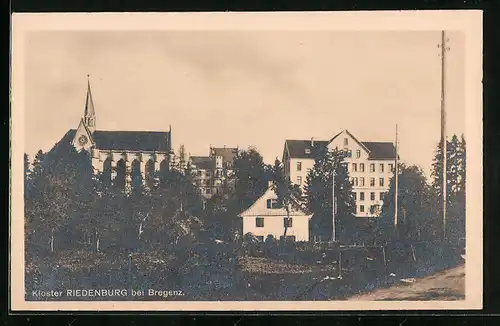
[189,146,239,199]
[282,129,397,217]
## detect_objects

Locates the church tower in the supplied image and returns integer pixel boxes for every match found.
[72,76,96,152]
[83,75,96,134]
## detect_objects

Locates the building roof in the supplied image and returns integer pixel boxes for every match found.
[64,129,171,152]
[211,147,239,163]
[361,141,397,160]
[284,139,329,159]
[190,156,214,170]
[239,186,312,217]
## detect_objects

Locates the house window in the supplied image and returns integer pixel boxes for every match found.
[360,163,365,172]
[360,177,365,186]
[344,138,348,146]
[352,163,357,172]
[356,150,361,158]
[360,192,365,201]
[379,164,384,173]
[388,163,394,172]
[206,170,211,176]
[370,192,375,201]
[353,177,358,186]
[380,192,384,201]
[360,205,365,213]
[353,192,357,200]
[256,217,264,227]
[297,162,302,171]
[297,176,302,186]
[284,217,293,228]
[256,236,264,242]
[205,188,211,194]
[305,148,311,154]
[370,177,375,187]
[379,177,384,187]
[266,199,282,209]
[370,163,375,172]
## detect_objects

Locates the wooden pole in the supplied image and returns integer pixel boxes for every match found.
[332,170,336,242]
[338,250,342,279]
[394,124,399,229]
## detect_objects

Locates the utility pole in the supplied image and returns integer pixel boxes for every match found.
[332,170,336,242]
[438,30,450,238]
[394,124,399,229]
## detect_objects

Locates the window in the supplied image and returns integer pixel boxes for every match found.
[305,148,311,154]
[360,205,365,213]
[206,170,211,176]
[344,138,348,146]
[360,163,365,172]
[353,177,359,186]
[388,163,394,172]
[370,192,375,201]
[379,164,384,173]
[352,163,357,172]
[297,176,302,186]
[360,177,365,186]
[284,217,293,228]
[256,236,264,242]
[353,192,357,200]
[266,199,282,209]
[205,188,211,194]
[360,192,365,201]
[379,177,384,187]
[356,150,361,158]
[380,192,384,201]
[370,163,375,172]
[297,162,302,171]
[256,217,264,227]
[370,177,375,187]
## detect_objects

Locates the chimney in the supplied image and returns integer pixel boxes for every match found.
[311,137,314,147]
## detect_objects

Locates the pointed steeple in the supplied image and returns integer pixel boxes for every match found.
[83,74,96,133]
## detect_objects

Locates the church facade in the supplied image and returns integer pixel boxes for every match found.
[67,80,174,191]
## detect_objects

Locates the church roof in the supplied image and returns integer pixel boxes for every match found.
[65,129,172,152]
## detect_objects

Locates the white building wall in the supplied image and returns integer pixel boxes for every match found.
[242,215,310,242]
[285,131,396,218]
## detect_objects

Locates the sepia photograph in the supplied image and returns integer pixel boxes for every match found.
[10,11,482,311]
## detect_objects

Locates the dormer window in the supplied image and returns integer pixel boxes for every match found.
[305,148,311,154]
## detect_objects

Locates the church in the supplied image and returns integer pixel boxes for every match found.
[62,79,174,191]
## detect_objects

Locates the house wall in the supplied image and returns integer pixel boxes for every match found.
[242,215,310,242]
[288,158,315,190]
[284,131,396,218]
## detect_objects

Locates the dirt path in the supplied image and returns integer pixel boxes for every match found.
[348,264,465,301]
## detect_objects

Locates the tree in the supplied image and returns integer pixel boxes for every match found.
[231,147,270,213]
[305,146,356,243]
[379,164,439,243]
[270,158,303,238]
[430,134,466,242]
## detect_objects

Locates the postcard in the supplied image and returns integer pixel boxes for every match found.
[10,10,483,311]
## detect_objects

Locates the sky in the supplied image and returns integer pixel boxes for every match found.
[23,30,465,178]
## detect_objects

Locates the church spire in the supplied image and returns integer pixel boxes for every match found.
[84,74,96,133]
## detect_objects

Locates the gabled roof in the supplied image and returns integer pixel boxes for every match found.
[92,130,171,152]
[190,156,214,170]
[65,129,171,152]
[284,140,329,159]
[361,142,397,160]
[210,147,239,163]
[329,129,371,153]
[238,186,311,217]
